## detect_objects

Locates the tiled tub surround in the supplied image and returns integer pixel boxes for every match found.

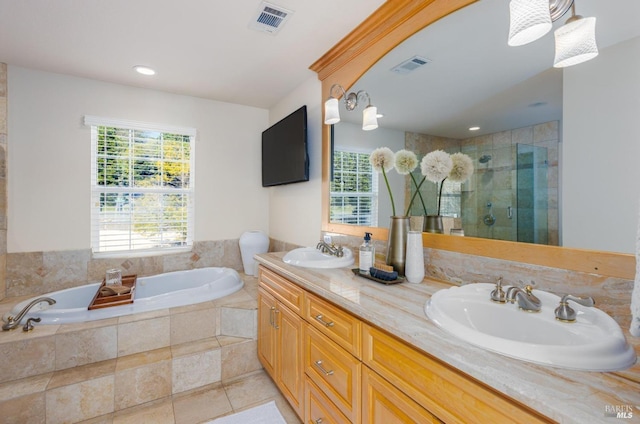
[0,274,262,423]
[256,252,640,423]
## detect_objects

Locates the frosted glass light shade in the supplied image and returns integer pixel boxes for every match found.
[324,97,340,125]
[362,106,378,131]
[553,17,598,68]
[508,0,552,46]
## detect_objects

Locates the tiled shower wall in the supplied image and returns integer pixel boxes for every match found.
[0,63,7,301]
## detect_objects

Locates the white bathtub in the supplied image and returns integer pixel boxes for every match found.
[3,267,244,325]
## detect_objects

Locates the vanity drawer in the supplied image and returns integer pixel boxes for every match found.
[305,324,361,423]
[304,291,361,358]
[305,376,350,424]
[362,324,552,424]
[259,266,304,315]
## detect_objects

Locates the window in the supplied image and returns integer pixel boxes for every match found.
[86,116,195,254]
[330,149,378,226]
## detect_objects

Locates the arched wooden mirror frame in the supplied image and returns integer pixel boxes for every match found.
[310,0,633,280]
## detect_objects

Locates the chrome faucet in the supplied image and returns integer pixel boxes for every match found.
[505,285,541,312]
[554,294,595,322]
[316,241,344,257]
[2,297,56,331]
[490,277,506,303]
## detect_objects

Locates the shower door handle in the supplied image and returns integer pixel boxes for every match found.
[507,206,513,219]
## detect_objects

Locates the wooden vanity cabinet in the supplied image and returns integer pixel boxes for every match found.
[257,268,304,419]
[258,265,553,424]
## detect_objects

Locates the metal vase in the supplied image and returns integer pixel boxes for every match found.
[386,216,410,276]
[424,215,444,234]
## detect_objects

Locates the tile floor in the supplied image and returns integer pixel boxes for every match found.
[78,370,302,424]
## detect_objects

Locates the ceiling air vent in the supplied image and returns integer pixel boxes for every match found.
[249,1,294,35]
[390,56,432,74]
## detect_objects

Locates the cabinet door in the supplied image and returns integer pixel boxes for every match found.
[306,377,350,424]
[276,301,304,418]
[363,367,442,424]
[257,287,276,377]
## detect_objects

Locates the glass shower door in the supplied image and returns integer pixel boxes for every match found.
[516,144,548,244]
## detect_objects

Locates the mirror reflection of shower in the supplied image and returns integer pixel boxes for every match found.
[405,120,559,245]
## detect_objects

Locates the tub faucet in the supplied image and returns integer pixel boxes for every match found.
[505,285,541,312]
[2,297,55,331]
[316,241,344,257]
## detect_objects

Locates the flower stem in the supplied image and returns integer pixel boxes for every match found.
[381,167,396,216]
[405,174,428,216]
[437,177,447,215]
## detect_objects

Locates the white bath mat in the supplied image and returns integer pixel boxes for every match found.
[207,401,287,424]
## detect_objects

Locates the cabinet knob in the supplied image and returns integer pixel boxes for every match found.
[314,419,323,424]
[314,314,335,327]
[314,360,334,376]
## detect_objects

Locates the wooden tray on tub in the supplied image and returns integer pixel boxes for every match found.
[88,274,137,310]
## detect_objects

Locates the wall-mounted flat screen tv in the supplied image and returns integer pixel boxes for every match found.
[261,105,309,187]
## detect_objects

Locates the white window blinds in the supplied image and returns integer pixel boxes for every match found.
[330,149,378,226]
[86,116,196,254]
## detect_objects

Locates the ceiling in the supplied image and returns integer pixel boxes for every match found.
[0,0,385,109]
[1,0,638,135]
[350,0,640,139]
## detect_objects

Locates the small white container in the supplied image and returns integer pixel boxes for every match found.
[404,231,425,284]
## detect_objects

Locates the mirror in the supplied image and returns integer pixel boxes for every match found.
[323,0,640,254]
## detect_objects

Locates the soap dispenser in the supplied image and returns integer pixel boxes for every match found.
[359,232,374,275]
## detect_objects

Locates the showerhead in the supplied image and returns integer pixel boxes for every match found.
[479,154,492,164]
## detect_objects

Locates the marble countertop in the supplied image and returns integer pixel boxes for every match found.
[256,252,640,424]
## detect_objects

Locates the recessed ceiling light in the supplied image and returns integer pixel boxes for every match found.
[469,126,480,131]
[133,65,156,76]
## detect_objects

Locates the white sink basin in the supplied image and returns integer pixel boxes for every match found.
[283,247,354,269]
[425,283,636,371]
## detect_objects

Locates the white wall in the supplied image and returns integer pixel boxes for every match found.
[267,76,322,247]
[8,66,270,253]
[335,122,406,224]
[562,36,640,253]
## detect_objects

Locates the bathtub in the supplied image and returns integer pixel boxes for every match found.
[3,267,244,325]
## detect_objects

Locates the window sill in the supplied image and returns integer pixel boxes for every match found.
[92,246,193,259]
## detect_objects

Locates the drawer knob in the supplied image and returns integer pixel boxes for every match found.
[314,360,334,376]
[314,419,323,424]
[314,314,335,327]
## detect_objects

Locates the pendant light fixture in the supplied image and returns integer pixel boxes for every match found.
[553,3,598,68]
[508,0,597,68]
[508,0,552,46]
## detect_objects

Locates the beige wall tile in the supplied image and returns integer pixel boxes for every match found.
[220,339,260,381]
[0,372,51,401]
[0,336,55,383]
[117,316,170,357]
[220,307,256,339]
[172,348,221,394]
[55,326,117,370]
[112,398,174,424]
[43,249,91,291]
[171,337,220,358]
[223,371,280,411]
[46,375,114,424]
[115,356,171,410]
[170,308,217,346]
[0,392,45,423]
[48,359,116,390]
[6,251,44,297]
[173,385,232,424]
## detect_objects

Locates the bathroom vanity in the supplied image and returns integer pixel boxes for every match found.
[256,252,639,424]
